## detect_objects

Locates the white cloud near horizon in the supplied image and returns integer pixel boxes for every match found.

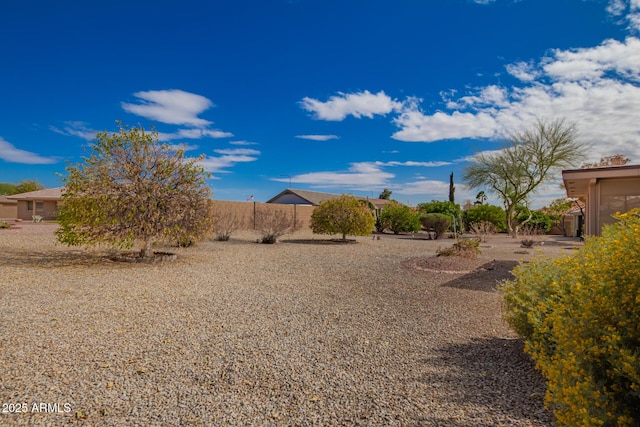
[375,160,452,167]
[300,90,402,121]
[295,134,339,141]
[273,162,394,189]
[50,121,97,140]
[390,36,640,163]
[122,89,214,127]
[199,148,261,174]
[0,137,57,164]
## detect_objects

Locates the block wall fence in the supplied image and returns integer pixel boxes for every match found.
[211,200,316,231]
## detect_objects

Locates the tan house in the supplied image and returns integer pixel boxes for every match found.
[0,196,18,219]
[6,187,64,221]
[562,164,640,236]
[267,188,392,209]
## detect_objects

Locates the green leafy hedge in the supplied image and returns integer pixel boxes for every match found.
[500,209,640,426]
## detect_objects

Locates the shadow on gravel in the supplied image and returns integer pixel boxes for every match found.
[441,260,519,293]
[282,238,358,245]
[0,250,114,268]
[416,337,553,426]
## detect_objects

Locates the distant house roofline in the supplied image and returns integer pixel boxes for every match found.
[266,188,392,208]
[5,187,64,200]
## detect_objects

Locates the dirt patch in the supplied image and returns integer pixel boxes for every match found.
[404,255,488,274]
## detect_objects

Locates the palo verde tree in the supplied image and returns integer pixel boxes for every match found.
[56,123,213,258]
[310,195,375,241]
[463,118,583,237]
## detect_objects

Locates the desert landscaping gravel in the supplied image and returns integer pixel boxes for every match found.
[0,223,582,426]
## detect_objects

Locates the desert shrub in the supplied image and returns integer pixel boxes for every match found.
[0,221,11,229]
[378,201,421,234]
[420,213,451,239]
[500,209,640,426]
[468,221,496,242]
[417,200,462,232]
[436,238,480,258]
[255,209,297,244]
[310,195,375,241]
[463,204,506,232]
[213,210,245,241]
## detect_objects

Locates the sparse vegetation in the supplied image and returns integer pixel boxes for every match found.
[468,221,497,242]
[255,209,297,244]
[436,238,480,258]
[213,209,246,241]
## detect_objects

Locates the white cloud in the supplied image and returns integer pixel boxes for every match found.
[50,121,97,140]
[157,128,233,141]
[300,90,402,121]
[295,134,339,141]
[607,0,640,32]
[472,0,496,4]
[0,137,57,164]
[198,148,261,174]
[229,140,259,146]
[213,148,261,156]
[375,160,452,167]
[393,109,498,142]
[122,89,214,127]
[506,61,540,82]
[391,36,640,162]
[274,162,394,188]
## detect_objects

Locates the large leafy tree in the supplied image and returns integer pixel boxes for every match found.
[310,195,375,241]
[0,179,44,195]
[56,123,213,258]
[463,119,583,237]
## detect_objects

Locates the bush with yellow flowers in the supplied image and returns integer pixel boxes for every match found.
[500,208,640,426]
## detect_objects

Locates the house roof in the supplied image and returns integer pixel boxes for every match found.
[266,188,392,208]
[6,187,64,200]
[562,164,640,198]
[0,196,18,205]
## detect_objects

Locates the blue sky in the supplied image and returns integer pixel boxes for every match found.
[1,0,639,207]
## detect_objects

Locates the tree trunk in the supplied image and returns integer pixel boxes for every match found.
[140,239,153,258]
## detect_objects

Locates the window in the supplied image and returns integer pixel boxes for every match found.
[599,179,640,229]
[25,201,44,212]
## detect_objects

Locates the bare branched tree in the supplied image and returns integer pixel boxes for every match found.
[463,119,583,237]
[213,209,246,241]
[255,208,298,244]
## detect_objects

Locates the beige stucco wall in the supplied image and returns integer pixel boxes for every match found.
[17,200,60,220]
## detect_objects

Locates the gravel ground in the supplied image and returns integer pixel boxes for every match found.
[0,223,582,426]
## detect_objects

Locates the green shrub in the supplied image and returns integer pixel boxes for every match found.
[463,204,506,232]
[437,238,480,258]
[417,200,462,232]
[515,205,552,233]
[500,209,640,426]
[420,213,451,239]
[0,221,11,229]
[379,202,421,234]
[310,195,375,241]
